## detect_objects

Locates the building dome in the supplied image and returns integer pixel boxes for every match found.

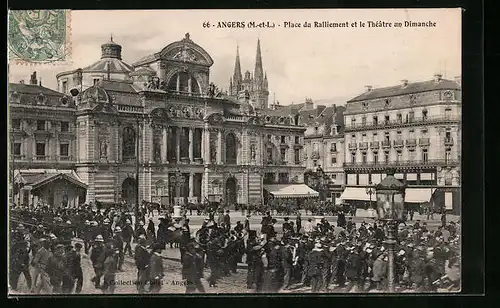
[101,35,123,60]
[80,85,110,104]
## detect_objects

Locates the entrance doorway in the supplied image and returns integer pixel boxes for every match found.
[225,177,238,206]
[122,178,137,206]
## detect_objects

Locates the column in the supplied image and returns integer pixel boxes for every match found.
[188,77,192,94]
[176,74,180,92]
[176,127,181,163]
[189,128,194,162]
[203,124,210,164]
[217,129,222,164]
[189,172,194,197]
[202,167,209,201]
[162,126,168,163]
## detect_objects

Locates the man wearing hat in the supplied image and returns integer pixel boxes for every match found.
[47,244,66,293]
[122,219,134,257]
[134,236,151,294]
[102,247,119,294]
[263,237,284,292]
[71,243,84,294]
[244,214,251,231]
[135,221,147,241]
[83,220,93,255]
[90,235,105,289]
[31,238,52,293]
[9,232,32,291]
[113,227,125,271]
[182,241,206,293]
[149,243,165,293]
[308,242,325,292]
[101,218,113,241]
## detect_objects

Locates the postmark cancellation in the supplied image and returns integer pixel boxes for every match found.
[8,10,71,65]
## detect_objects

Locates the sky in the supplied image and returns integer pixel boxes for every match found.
[8,9,461,105]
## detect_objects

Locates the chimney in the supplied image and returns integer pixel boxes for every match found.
[365,85,373,92]
[454,76,461,85]
[401,79,408,87]
[434,73,443,83]
[305,97,314,110]
[30,71,38,85]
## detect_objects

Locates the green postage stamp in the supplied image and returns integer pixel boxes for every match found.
[8,10,71,64]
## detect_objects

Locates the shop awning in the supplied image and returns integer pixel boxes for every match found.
[340,187,373,201]
[264,184,319,198]
[404,188,436,203]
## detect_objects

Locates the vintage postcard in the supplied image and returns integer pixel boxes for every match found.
[7,9,461,295]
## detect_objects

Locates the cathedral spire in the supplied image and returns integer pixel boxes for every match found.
[233,45,243,84]
[254,39,264,81]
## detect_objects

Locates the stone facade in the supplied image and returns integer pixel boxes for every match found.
[9,34,306,207]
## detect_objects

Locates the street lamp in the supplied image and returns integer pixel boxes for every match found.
[375,169,406,293]
[365,182,376,211]
[316,165,325,201]
[169,168,186,218]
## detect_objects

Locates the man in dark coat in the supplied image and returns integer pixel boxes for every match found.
[134,237,150,294]
[113,227,125,271]
[307,242,324,292]
[182,242,205,293]
[223,210,231,232]
[244,214,251,231]
[90,235,105,289]
[345,247,363,291]
[122,220,134,257]
[9,234,32,291]
[296,212,302,234]
[71,243,84,293]
[149,243,165,293]
[337,211,346,228]
[264,239,284,292]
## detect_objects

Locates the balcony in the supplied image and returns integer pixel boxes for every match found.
[180,157,191,164]
[343,158,460,168]
[295,160,302,165]
[370,141,380,149]
[280,143,289,149]
[381,140,391,148]
[393,140,404,148]
[193,158,203,164]
[57,155,72,161]
[293,144,303,149]
[406,139,417,147]
[344,114,461,132]
[444,137,454,146]
[358,142,369,150]
[419,138,430,146]
[348,143,357,150]
[34,155,48,161]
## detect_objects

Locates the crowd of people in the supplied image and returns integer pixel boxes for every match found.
[9,202,461,294]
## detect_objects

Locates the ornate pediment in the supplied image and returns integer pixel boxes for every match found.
[205,112,225,124]
[159,33,214,67]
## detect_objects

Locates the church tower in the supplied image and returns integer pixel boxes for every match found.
[228,39,269,109]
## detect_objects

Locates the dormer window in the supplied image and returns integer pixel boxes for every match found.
[384,98,391,107]
[422,109,428,120]
[384,115,390,124]
[93,78,100,85]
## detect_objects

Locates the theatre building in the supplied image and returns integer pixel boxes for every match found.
[9,34,307,207]
[340,75,461,214]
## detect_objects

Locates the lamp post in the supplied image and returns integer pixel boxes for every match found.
[316,165,325,201]
[375,169,406,293]
[169,168,186,218]
[365,182,375,213]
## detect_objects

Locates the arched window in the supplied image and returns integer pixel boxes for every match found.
[225,132,237,164]
[155,180,166,196]
[167,72,200,94]
[122,127,136,158]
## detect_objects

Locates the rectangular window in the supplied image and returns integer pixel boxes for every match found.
[373,133,378,141]
[396,131,402,140]
[384,115,390,124]
[409,111,415,122]
[384,132,390,142]
[295,136,300,144]
[373,152,378,164]
[445,174,453,186]
[362,152,367,163]
[409,149,416,160]
[59,143,69,156]
[13,143,21,155]
[62,80,68,93]
[384,152,389,163]
[445,131,451,140]
[60,121,69,132]
[396,150,402,162]
[281,136,286,143]
[422,149,428,162]
[331,143,337,151]
[397,114,402,123]
[331,155,337,164]
[37,120,46,131]
[12,119,21,129]
[445,150,451,163]
[36,143,46,156]
[294,149,300,162]
[331,174,337,181]
[351,153,356,163]
[373,116,378,125]
[280,148,286,161]
[362,117,366,125]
